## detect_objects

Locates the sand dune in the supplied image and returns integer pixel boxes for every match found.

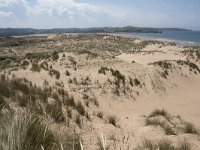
[0,34,200,149]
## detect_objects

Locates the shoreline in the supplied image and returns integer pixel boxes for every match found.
[10,32,200,47]
[106,33,200,46]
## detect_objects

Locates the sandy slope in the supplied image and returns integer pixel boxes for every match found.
[3,34,200,149]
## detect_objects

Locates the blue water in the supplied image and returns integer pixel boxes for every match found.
[128,31,200,45]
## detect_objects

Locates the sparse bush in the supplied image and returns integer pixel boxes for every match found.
[21,60,29,66]
[40,61,49,71]
[148,109,171,120]
[0,79,10,97]
[178,141,191,150]
[107,115,117,127]
[177,60,200,73]
[17,94,29,107]
[149,61,172,69]
[49,69,60,79]
[164,125,176,135]
[64,96,76,108]
[161,70,168,79]
[133,78,141,86]
[67,109,72,118]
[75,114,82,127]
[76,101,85,116]
[68,56,77,66]
[93,98,99,107]
[26,52,51,61]
[110,69,125,87]
[145,118,176,135]
[31,63,41,72]
[182,122,198,134]
[145,118,166,127]
[46,103,65,123]
[52,51,59,61]
[10,78,30,95]
[136,139,190,150]
[0,95,7,110]
[129,77,133,87]
[65,70,70,76]
[97,111,103,119]
[98,67,109,75]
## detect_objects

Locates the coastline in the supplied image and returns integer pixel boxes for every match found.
[10,32,200,47]
[107,33,200,46]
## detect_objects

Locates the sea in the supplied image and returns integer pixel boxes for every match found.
[114,31,200,46]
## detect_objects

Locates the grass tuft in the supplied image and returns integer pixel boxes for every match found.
[182,122,198,134]
[0,110,60,150]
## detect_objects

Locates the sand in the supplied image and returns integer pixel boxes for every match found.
[1,34,200,149]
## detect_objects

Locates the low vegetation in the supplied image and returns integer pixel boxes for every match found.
[182,122,199,134]
[135,139,190,150]
[98,67,109,75]
[146,109,199,136]
[0,110,61,150]
[31,63,41,72]
[148,109,171,120]
[107,115,117,127]
[49,69,60,79]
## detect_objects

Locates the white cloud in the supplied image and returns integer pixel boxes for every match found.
[0,0,26,7]
[0,0,128,28]
[25,0,100,16]
[0,10,13,17]
[24,0,125,19]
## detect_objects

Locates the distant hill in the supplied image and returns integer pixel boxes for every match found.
[0,26,191,37]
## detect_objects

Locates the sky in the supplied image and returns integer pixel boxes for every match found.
[0,0,200,30]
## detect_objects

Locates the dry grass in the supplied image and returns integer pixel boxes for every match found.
[135,139,190,150]
[182,122,199,135]
[0,110,60,150]
[148,109,171,121]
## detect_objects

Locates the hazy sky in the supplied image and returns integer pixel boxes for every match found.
[0,0,199,30]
